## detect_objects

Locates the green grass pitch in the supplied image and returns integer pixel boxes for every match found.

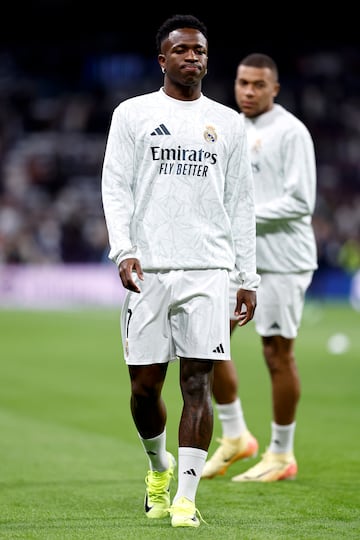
[1,302,359,539]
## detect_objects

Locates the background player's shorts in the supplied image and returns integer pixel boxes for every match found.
[121,269,231,365]
[229,271,314,338]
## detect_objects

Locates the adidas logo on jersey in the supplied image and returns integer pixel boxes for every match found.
[269,322,280,330]
[212,343,224,353]
[150,124,171,135]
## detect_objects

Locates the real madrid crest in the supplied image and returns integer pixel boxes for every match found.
[204,125,217,143]
[252,138,262,152]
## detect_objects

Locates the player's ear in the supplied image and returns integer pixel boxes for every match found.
[273,82,280,98]
[158,54,166,73]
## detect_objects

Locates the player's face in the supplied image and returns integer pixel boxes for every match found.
[158,28,208,88]
[234,65,280,118]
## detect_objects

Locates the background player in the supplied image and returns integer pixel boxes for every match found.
[202,53,318,482]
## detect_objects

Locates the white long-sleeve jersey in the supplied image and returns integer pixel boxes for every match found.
[243,104,318,273]
[102,88,260,290]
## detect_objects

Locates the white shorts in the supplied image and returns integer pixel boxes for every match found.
[229,271,314,338]
[121,269,231,365]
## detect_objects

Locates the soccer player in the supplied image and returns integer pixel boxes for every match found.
[101,15,260,527]
[202,53,318,482]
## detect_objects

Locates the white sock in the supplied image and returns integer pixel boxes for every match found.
[173,447,207,504]
[138,430,169,471]
[217,398,247,438]
[269,421,296,454]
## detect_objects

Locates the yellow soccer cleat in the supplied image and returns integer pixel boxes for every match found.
[169,496,206,528]
[201,430,258,479]
[231,450,298,482]
[144,452,176,518]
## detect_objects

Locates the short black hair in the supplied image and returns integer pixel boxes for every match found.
[155,14,208,53]
[240,53,279,80]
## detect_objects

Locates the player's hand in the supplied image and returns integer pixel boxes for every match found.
[234,288,257,326]
[118,258,144,293]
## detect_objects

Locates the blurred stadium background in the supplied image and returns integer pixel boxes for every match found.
[0,2,359,308]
